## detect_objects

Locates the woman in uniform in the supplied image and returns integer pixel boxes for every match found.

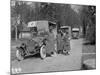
[62,30,71,55]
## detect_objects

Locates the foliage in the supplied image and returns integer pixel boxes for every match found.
[11,1,96,44]
[80,6,96,44]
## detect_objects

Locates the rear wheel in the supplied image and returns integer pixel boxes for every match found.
[63,49,69,55]
[40,45,46,59]
[16,49,24,61]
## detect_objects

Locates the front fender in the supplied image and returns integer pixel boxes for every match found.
[16,46,25,56]
[16,46,25,53]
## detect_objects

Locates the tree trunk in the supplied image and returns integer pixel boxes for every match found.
[15,25,17,40]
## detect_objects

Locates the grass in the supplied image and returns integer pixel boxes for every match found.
[82,45,96,53]
[82,43,96,70]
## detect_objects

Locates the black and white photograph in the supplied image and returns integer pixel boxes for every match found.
[11,0,96,74]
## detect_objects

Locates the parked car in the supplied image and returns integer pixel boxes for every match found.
[72,28,80,39]
[16,21,57,61]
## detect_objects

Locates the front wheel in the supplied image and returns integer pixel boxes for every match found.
[40,45,46,59]
[16,49,24,61]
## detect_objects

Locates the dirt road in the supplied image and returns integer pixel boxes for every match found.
[11,39,83,74]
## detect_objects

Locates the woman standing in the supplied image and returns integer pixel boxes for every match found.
[62,30,71,55]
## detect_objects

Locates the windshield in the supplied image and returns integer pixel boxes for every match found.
[38,31,49,37]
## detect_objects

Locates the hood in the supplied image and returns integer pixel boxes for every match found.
[32,37,45,43]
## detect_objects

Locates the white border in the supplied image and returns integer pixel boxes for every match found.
[0,0,97,75]
[21,0,96,5]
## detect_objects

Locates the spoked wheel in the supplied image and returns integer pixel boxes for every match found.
[40,45,46,59]
[16,49,24,61]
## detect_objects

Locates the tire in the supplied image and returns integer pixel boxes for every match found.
[62,49,68,55]
[16,49,24,61]
[40,45,46,59]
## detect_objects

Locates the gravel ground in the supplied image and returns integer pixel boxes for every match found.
[11,38,96,74]
[11,39,83,74]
